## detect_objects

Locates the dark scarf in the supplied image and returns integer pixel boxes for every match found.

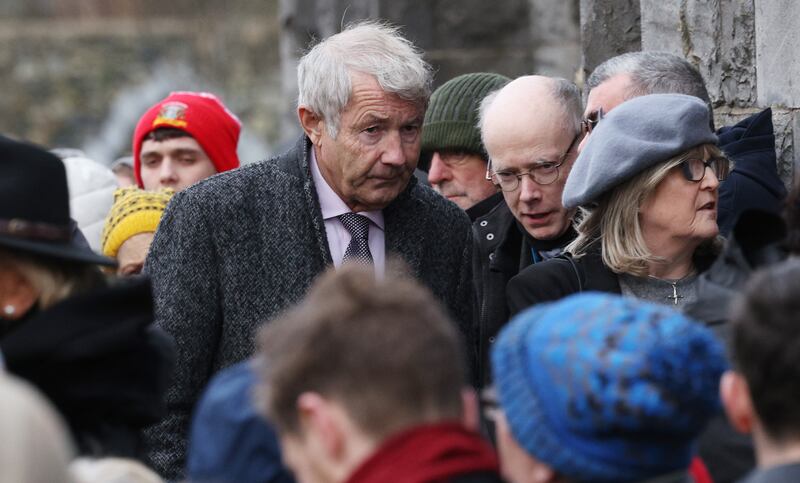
[517,221,577,262]
[0,277,175,458]
[346,422,499,483]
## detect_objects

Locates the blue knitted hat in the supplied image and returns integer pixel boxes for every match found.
[563,93,718,208]
[491,292,727,483]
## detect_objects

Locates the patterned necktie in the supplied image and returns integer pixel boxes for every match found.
[339,213,373,265]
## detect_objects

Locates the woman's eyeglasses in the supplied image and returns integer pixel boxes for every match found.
[680,156,730,182]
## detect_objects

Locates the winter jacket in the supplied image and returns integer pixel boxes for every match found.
[144,135,475,480]
[62,155,118,251]
[507,242,717,316]
[506,243,620,316]
[685,210,788,483]
[717,108,787,236]
[0,276,175,461]
[186,360,294,483]
[472,196,575,387]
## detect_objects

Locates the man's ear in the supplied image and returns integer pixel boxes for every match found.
[297,392,345,460]
[720,370,755,434]
[298,107,325,145]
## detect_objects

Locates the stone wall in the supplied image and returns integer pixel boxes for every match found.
[0,0,282,164]
[277,0,581,145]
[583,0,797,187]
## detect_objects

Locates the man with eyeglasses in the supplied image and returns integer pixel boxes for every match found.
[420,72,511,220]
[582,51,786,237]
[471,75,583,388]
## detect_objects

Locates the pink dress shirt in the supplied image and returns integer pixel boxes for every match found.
[310,148,385,275]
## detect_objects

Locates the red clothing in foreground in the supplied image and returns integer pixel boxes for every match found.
[346,422,500,483]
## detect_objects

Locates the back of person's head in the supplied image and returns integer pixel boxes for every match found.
[491,292,726,483]
[70,457,163,483]
[297,20,433,138]
[53,152,117,251]
[101,187,174,276]
[587,51,711,105]
[729,259,800,442]
[258,263,465,441]
[0,374,74,483]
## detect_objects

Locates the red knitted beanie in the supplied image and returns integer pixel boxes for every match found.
[133,91,241,187]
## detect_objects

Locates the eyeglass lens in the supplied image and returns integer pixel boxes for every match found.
[683,157,730,181]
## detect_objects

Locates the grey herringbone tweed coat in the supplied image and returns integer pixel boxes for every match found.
[143,136,475,479]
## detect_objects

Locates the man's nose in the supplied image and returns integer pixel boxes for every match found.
[159,159,178,184]
[518,174,543,203]
[427,152,451,185]
[381,132,406,166]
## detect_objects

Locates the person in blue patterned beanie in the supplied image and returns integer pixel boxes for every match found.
[490,292,727,483]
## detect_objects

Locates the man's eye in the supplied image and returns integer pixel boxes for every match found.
[363,126,379,134]
[142,158,159,167]
[495,172,516,180]
[536,162,557,170]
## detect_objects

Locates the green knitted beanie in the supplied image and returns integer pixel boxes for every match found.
[420,72,511,171]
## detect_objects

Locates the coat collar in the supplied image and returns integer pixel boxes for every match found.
[290,136,424,270]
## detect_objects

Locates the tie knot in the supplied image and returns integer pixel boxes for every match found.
[339,213,370,239]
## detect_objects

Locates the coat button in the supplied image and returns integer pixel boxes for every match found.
[489,336,496,343]
[486,233,494,241]
[488,253,495,261]
[480,220,488,226]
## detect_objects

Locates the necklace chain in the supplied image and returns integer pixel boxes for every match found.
[646,272,695,305]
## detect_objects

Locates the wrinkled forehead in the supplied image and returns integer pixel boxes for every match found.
[488,126,576,172]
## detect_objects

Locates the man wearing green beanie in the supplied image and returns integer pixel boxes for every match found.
[421,72,510,220]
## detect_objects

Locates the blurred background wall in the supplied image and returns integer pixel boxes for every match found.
[1,0,796,185]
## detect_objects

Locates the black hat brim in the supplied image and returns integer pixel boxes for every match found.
[0,235,117,267]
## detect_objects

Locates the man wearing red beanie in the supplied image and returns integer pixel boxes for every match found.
[133,91,241,192]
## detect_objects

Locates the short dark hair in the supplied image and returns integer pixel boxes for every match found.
[257,263,466,440]
[143,127,193,142]
[730,259,800,441]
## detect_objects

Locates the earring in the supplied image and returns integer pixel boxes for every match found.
[3,305,15,316]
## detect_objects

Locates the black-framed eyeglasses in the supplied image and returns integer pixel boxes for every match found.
[485,131,581,192]
[582,107,604,134]
[680,156,730,182]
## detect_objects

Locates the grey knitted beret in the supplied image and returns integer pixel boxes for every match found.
[562,93,717,208]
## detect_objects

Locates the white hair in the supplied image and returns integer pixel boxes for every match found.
[297,20,433,138]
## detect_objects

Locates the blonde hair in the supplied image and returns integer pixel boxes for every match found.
[0,248,106,310]
[566,144,724,276]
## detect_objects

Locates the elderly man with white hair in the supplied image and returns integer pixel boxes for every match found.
[144,21,475,480]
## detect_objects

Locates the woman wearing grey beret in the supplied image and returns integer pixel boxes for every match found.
[506,93,730,314]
